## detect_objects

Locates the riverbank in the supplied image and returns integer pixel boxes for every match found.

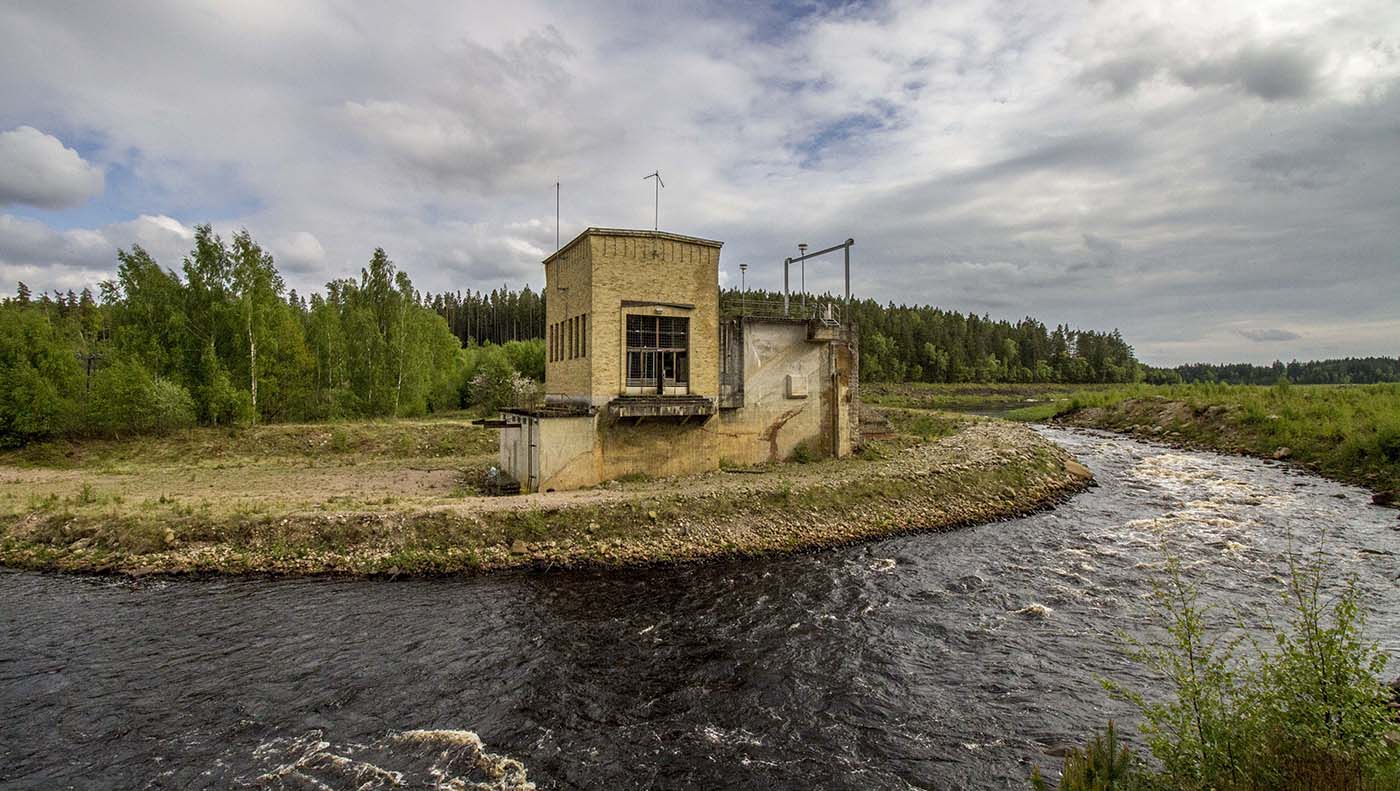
[1007,383,1400,499]
[0,417,1093,575]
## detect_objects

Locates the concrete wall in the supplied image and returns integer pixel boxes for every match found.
[712,318,857,466]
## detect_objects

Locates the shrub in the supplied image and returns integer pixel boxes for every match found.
[1032,721,1141,791]
[86,357,197,436]
[1047,549,1400,791]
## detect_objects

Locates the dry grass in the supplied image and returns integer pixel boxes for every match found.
[0,416,501,523]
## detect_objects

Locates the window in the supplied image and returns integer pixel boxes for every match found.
[580,314,587,358]
[625,314,689,390]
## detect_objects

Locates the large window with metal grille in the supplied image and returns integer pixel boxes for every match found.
[625,314,689,390]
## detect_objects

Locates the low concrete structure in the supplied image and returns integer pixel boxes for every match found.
[496,227,859,492]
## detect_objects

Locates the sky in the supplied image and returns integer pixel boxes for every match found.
[1,1,1397,366]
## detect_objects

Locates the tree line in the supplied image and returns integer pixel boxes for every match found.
[1146,357,1400,385]
[1,227,543,447]
[722,289,1142,384]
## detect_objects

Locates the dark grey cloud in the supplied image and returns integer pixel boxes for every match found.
[1175,44,1321,101]
[1236,328,1303,342]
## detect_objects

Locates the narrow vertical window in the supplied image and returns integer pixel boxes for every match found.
[581,314,587,358]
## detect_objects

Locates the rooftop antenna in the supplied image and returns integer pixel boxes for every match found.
[643,170,664,231]
[555,181,560,251]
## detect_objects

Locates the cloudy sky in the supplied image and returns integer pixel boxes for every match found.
[1,1,1397,365]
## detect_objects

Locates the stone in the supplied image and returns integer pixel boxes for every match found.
[162,528,177,546]
[510,539,528,555]
[1272,447,1291,460]
[1372,490,1396,507]
[1064,460,1093,480]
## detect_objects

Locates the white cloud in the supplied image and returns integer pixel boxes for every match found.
[0,213,193,290]
[275,231,325,273]
[0,126,104,209]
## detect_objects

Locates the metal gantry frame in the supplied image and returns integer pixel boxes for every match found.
[783,238,855,316]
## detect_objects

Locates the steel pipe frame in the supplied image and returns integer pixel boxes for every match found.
[783,238,854,316]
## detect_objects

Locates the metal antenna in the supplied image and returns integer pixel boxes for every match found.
[643,171,664,231]
[555,181,560,251]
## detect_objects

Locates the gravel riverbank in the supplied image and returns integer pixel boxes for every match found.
[1,420,1093,576]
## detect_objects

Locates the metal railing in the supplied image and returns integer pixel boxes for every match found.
[720,295,843,323]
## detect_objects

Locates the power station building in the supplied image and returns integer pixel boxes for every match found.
[495,227,859,492]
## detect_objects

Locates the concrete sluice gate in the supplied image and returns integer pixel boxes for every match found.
[494,227,860,493]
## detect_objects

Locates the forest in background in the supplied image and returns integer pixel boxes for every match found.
[720,289,1142,384]
[9,231,1391,448]
[1148,357,1400,385]
[1,226,543,447]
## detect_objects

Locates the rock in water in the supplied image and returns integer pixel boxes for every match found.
[1372,490,1397,507]
[1064,460,1093,480]
[1272,447,1292,460]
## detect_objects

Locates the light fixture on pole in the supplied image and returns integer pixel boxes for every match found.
[739,263,748,317]
[797,243,808,315]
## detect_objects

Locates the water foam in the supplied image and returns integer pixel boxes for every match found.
[244,728,534,790]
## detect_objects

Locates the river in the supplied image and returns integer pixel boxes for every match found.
[2,427,1397,790]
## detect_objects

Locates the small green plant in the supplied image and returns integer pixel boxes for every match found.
[789,439,822,464]
[77,483,97,505]
[329,427,349,452]
[1032,721,1139,791]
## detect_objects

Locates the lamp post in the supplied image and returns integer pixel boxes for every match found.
[739,263,748,316]
[797,243,808,316]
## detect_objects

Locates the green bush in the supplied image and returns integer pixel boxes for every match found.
[87,357,197,436]
[1043,550,1400,791]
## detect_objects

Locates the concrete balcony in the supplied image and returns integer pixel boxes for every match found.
[607,395,717,422]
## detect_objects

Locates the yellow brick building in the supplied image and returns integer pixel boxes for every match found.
[497,227,859,492]
[541,228,722,407]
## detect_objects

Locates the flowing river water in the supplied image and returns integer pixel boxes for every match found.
[2,427,1398,790]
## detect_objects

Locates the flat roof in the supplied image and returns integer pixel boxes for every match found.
[542,227,723,266]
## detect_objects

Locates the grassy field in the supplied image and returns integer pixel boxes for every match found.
[862,382,1121,414]
[1003,382,1400,494]
[0,415,501,530]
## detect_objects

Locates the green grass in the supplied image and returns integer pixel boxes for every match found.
[863,382,1121,413]
[1005,382,1400,492]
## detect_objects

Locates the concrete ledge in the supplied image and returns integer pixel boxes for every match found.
[606,396,717,420]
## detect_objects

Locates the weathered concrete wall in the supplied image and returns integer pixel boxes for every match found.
[498,412,533,488]
[520,414,718,492]
[535,415,599,491]
[712,318,860,466]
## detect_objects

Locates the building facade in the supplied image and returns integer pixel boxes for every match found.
[497,227,858,492]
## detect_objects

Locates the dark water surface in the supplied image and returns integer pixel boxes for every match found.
[3,428,1398,790]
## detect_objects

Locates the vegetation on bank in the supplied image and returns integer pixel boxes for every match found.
[1035,552,1400,791]
[1001,383,1400,494]
[0,416,1090,575]
[1,227,545,448]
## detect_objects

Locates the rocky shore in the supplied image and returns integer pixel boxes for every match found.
[1,420,1093,576]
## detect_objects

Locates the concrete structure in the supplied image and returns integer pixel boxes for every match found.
[496,227,858,492]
